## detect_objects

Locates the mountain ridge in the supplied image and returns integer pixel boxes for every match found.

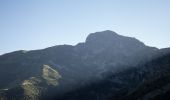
[0,30,169,100]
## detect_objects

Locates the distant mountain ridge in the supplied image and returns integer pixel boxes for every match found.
[0,30,169,100]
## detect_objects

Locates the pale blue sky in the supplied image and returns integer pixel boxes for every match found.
[0,0,170,55]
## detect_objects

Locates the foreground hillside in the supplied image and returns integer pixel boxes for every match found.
[0,30,169,100]
[55,49,170,100]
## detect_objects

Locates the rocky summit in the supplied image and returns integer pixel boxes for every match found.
[0,30,170,100]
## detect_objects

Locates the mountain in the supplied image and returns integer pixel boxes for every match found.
[0,30,167,100]
[124,51,170,100]
[55,48,170,100]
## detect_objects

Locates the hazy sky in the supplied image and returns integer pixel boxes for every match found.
[0,0,170,55]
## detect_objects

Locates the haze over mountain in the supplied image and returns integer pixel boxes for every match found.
[0,30,170,100]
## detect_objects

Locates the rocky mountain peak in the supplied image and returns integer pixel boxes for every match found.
[83,30,147,54]
[85,30,119,44]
